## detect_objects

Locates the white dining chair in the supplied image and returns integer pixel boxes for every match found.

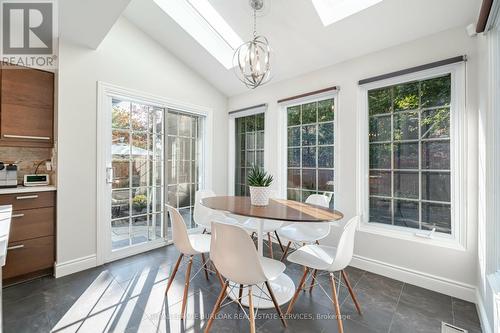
[278,194,331,267]
[194,189,238,233]
[285,216,361,333]
[238,190,286,258]
[165,205,214,321]
[205,221,287,333]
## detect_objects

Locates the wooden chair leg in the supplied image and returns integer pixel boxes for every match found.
[342,270,362,315]
[201,253,210,281]
[215,269,225,288]
[280,241,291,262]
[329,273,344,333]
[309,269,318,293]
[238,284,244,305]
[204,281,228,333]
[265,281,287,328]
[274,231,285,252]
[180,256,194,321]
[286,267,310,315]
[166,253,183,294]
[248,286,256,333]
[267,233,274,259]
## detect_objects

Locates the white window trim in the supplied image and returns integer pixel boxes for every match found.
[227,105,268,196]
[489,17,500,273]
[356,63,467,250]
[277,91,339,205]
[96,81,213,265]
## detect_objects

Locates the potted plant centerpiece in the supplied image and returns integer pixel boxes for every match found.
[247,165,274,206]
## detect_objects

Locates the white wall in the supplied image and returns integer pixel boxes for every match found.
[229,27,479,301]
[56,17,228,269]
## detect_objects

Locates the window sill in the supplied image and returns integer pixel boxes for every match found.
[358,222,466,251]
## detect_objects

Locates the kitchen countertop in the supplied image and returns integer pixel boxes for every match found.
[0,185,57,195]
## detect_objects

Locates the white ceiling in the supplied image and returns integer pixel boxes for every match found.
[123,0,480,97]
[60,0,132,49]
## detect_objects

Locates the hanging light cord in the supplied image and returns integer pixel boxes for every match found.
[253,7,257,38]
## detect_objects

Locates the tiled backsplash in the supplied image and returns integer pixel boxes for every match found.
[0,147,54,185]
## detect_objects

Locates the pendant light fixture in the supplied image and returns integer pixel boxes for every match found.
[233,0,272,89]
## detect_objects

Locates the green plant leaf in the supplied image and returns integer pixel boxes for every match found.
[247,165,273,187]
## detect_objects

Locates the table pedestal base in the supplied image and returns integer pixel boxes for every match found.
[226,273,295,309]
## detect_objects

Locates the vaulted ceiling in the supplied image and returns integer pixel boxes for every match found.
[62,0,481,97]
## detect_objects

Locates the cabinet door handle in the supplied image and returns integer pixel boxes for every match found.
[11,213,24,218]
[7,244,24,250]
[3,134,51,140]
[16,195,38,200]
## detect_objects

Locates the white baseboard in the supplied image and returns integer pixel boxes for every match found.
[351,254,476,302]
[476,289,493,333]
[54,254,97,278]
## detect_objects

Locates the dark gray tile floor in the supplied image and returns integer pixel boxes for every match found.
[2,244,482,333]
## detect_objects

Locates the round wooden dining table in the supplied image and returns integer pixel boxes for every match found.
[201,196,344,309]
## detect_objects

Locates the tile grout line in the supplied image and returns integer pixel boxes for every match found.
[450,297,456,325]
[387,282,405,333]
[340,270,366,308]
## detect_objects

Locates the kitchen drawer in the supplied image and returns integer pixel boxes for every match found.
[3,236,54,280]
[9,207,54,242]
[0,191,55,210]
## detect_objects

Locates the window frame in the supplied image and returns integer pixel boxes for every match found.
[227,105,268,195]
[357,63,467,249]
[234,113,265,196]
[278,91,339,206]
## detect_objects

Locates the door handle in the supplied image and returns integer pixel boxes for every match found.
[16,195,38,200]
[106,167,113,184]
[7,244,24,250]
[11,213,24,218]
[3,134,51,140]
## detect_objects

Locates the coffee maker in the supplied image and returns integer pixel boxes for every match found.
[0,162,18,188]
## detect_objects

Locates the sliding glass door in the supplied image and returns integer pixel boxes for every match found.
[102,91,206,262]
[110,99,165,251]
[166,110,203,237]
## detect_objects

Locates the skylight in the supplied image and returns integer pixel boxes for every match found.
[154,0,243,69]
[312,0,383,26]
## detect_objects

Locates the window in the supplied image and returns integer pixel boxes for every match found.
[312,0,384,26]
[166,110,204,231]
[154,0,243,69]
[367,74,453,234]
[235,113,265,196]
[286,98,335,207]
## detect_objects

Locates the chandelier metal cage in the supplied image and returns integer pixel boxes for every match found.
[233,0,272,89]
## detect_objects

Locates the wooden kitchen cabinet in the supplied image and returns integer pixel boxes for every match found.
[1,190,56,285]
[0,63,55,148]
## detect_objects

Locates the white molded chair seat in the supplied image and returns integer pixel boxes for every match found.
[285,217,360,333]
[287,244,337,271]
[187,234,211,254]
[278,194,331,262]
[240,218,284,234]
[278,223,330,243]
[260,256,286,281]
[194,190,239,232]
[206,221,287,332]
[165,205,215,321]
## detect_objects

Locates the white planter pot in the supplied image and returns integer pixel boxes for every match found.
[249,186,271,206]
